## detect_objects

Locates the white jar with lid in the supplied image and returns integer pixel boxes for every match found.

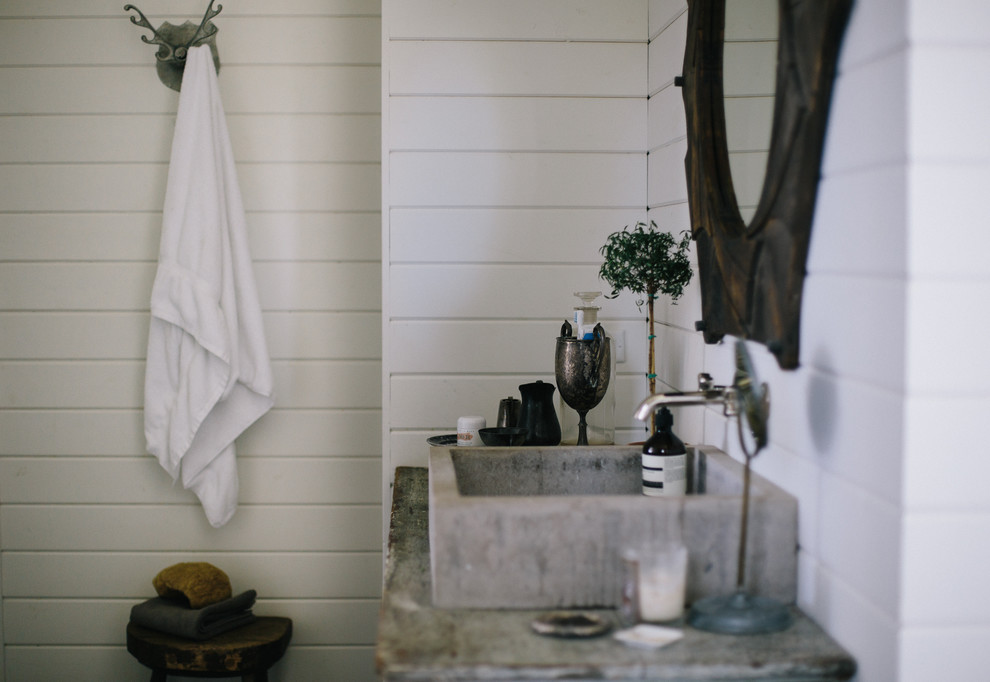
[457,416,486,446]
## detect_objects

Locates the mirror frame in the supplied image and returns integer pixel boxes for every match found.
[681,0,853,369]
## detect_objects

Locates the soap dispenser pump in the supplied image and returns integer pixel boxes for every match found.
[641,407,687,496]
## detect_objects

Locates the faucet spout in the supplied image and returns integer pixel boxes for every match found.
[633,373,733,421]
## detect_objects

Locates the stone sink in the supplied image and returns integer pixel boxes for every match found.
[428,444,797,609]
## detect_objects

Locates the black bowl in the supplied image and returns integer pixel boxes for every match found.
[479,427,529,446]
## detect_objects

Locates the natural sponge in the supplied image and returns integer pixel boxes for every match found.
[153,562,233,609]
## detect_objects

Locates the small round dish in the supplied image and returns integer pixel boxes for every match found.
[530,611,612,639]
[479,427,528,446]
[426,434,458,447]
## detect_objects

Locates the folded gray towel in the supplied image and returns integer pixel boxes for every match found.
[130,589,257,640]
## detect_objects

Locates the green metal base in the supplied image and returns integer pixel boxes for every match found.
[688,591,793,635]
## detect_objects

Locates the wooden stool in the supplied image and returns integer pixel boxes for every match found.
[127,616,292,682]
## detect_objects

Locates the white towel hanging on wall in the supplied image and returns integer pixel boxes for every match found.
[144,45,274,528]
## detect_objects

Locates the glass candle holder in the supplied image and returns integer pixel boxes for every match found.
[627,543,688,623]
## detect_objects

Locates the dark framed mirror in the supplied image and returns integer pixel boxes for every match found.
[681,0,853,368]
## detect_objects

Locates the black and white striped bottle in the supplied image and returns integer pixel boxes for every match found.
[641,406,687,496]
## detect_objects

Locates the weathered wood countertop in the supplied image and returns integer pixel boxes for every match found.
[375,467,856,682]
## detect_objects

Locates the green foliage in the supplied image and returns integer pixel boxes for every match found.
[598,221,693,305]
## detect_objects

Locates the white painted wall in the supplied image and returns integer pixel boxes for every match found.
[3,0,987,679]
[648,1,990,680]
[0,1,382,680]
[382,0,654,492]
[382,0,990,680]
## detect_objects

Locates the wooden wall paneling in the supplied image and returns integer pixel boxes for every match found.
[389,373,650,431]
[650,1,688,38]
[390,318,651,374]
[4,647,150,682]
[237,163,381,211]
[648,84,687,149]
[0,409,380,457]
[389,152,645,207]
[0,67,380,115]
[648,10,688,93]
[388,0,645,40]
[0,165,167,212]
[1,4,384,678]
[723,98,775,150]
[0,14,380,66]
[219,66,382,114]
[219,17,382,64]
[253,262,382,311]
[0,457,380,505]
[271,361,382,408]
[0,263,154,311]
[382,0,651,529]
[238,410,382,456]
[389,97,645,152]
[0,410,145,456]
[263,312,382,359]
[2,598,379,645]
[0,67,179,114]
[647,138,689,207]
[256,647,377,682]
[0,213,160,261]
[0,2,383,21]
[248,212,382,261]
[2,551,382,598]
[0,313,149,359]
[722,42,776,95]
[389,208,646,263]
[389,42,644,97]
[0,113,381,164]
[262,599,380,645]
[1,506,382,552]
[389,263,646,319]
[0,360,381,409]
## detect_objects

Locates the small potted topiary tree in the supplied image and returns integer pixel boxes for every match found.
[598,220,693,430]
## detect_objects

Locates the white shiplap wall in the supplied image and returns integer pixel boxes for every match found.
[382,0,655,491]
[0,2,382,680]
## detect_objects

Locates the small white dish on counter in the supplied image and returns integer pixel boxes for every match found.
[613,624,683,649]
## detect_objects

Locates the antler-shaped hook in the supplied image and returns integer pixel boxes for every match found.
[124,2,222,63]
[180,1,222,58]
[125,2,222,90]
[124,3,177,62]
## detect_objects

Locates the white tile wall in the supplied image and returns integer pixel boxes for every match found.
[906,163,990,277]
[807,166,909,276]
[902,395,990,509]
[648,0,990,679]
[821,51,908,175]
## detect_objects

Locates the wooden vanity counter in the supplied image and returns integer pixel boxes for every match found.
[375,467,856,682]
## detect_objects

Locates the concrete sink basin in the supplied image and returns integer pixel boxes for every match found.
[428,444,797,609]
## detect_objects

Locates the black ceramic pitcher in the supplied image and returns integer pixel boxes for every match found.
[517,380,561,446]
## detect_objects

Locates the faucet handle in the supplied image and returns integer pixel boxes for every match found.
[697,373,714,390]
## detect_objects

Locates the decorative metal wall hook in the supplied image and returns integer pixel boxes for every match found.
[125,1,222,91]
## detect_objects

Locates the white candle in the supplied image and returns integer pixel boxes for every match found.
[637,545,687,622]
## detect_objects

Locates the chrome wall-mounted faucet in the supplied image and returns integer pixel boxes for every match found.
[633,373,739,422]
[635,341,768,456]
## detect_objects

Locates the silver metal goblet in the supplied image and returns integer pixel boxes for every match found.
[555,322,611,446]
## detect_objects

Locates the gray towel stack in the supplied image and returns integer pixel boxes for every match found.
[130,589,257,640]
